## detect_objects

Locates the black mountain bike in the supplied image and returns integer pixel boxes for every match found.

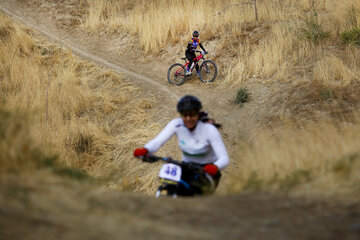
[137,155,216,198]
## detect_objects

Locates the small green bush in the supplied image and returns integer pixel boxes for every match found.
[319,88,333,100]
[332,153,359,176]
[54,167,90,181]
[235,87,250,105]
[279,169,312,191]
[300,11,330,44]
[341,28,360,47]
[243,172,263,191]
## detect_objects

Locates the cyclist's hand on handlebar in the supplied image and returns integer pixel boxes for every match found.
[204,50,208,54]
[134,148,148,158]
[203,164,218,176]
[163,156,173,162]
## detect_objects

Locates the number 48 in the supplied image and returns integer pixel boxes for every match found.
[165,166,178,176]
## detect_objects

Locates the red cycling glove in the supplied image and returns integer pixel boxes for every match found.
[133,148,148,158]
[203,164,219,176]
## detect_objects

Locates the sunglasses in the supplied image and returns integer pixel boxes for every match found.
[180,111,199,117]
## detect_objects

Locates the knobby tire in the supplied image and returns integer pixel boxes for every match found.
[167,63,186,86]
[199,60,217,83]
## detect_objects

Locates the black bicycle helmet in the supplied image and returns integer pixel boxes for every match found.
[193,30,199,37]
[177,95,202,112]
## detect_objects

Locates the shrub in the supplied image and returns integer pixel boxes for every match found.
[300,11,330,44]
[279,169,312,191]
[341,28,360,47]
[234,87,250,105]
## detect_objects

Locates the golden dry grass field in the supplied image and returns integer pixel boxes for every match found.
[1,0,360,239]
[0,12,174,195]
[2,0,360,197]
[82,0,360,199]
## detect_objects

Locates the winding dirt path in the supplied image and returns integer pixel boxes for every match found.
[1,1,360,240]
[0,3,179,100]
[0,0,268,144]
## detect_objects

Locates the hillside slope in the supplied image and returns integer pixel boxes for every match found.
[1,174,359,240]
[0,1,360,239]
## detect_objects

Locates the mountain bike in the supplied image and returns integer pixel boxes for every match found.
[136,155,216,198]
[167,50,218,86]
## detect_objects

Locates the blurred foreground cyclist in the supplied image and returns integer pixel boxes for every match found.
[134,95,229,192]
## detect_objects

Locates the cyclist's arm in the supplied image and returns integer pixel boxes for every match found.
[208,125,229,170]
[144,119,178,154]
[199,42,206,52]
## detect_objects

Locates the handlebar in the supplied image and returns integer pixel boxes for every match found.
[195,50,206,54]
[180,50,207,62]
[137,155,202,170]
[137,155,180,164]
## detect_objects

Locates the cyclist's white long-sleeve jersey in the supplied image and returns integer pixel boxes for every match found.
[144,118,229,170]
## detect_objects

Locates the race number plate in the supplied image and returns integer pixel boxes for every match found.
[159,163,182,182]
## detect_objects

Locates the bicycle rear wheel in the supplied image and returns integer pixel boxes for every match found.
[167,63,186,85]
[199,60,217,83]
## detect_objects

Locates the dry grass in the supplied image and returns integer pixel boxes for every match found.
[80,0,360,198]
[82,0,360,115]
[2,0,360,199]
[0,106,53,174]
[0,13,175,194]
[227,120,360,200]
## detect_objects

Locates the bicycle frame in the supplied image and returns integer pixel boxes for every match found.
[175,50,204,76]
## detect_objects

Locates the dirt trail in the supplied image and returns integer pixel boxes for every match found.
[1,1,360,239]
[0,0,268,142]
[0,2,179,99]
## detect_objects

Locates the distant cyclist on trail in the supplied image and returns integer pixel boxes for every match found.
[185,30,208,76]
[134,95,229,190]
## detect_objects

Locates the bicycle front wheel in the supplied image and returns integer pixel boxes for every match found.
[199,60,217,83]
[167,63,186,85]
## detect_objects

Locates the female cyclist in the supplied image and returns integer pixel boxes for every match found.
[185,30,208,76]
[134,95,229,190]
